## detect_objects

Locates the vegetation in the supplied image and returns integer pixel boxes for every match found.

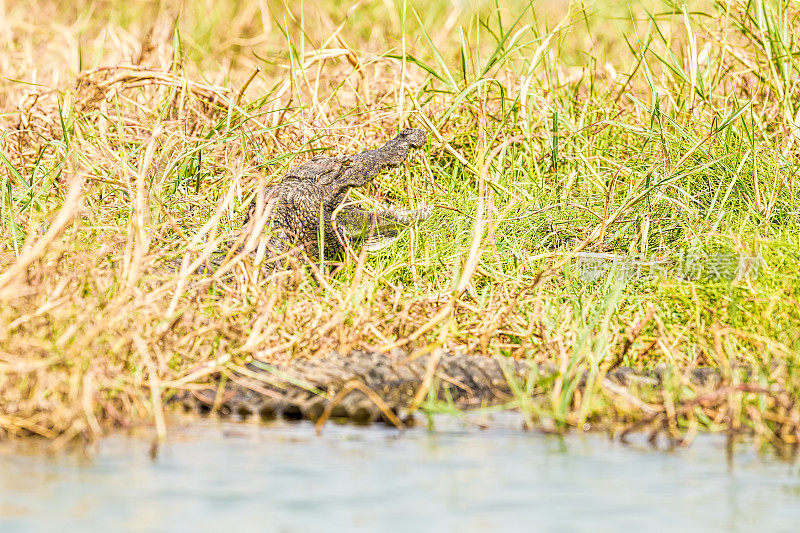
[1,0,799,451]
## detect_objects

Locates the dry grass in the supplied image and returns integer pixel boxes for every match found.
[1,0,800,450]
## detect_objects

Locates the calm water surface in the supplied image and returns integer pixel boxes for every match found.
[1,416,799,532]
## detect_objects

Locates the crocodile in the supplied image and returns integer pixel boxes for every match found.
[236,128,432,270]
[173,350,724,426]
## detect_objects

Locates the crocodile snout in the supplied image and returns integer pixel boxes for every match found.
[399,128,427,148]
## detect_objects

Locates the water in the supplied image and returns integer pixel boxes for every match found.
[1,417,799,532]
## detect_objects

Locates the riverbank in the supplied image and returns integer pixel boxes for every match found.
[1,0,799,449]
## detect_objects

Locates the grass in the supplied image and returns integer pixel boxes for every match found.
[1,0,800,451]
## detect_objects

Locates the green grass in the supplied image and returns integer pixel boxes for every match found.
[1,0,799,450]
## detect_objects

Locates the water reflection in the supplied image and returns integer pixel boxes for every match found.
[1,417,799,532]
